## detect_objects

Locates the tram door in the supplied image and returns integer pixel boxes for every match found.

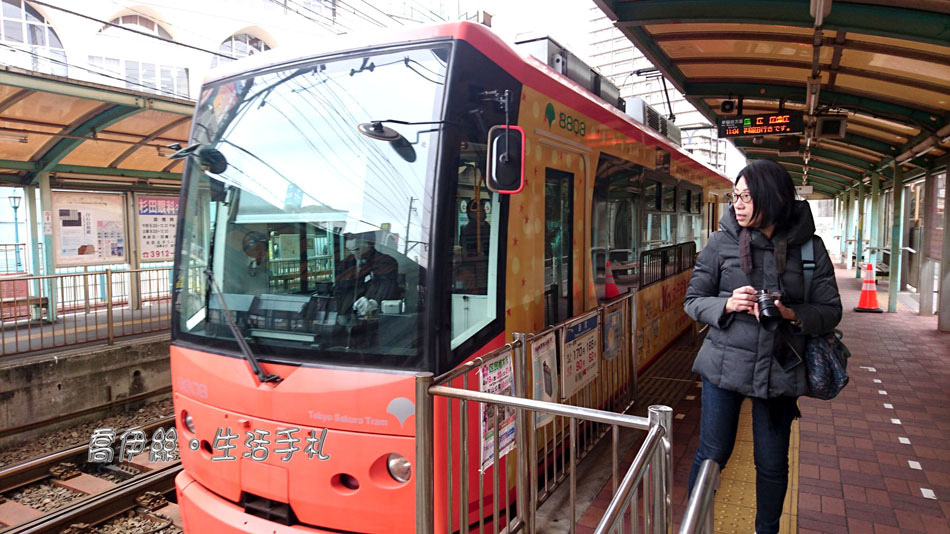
[545,169,573,326]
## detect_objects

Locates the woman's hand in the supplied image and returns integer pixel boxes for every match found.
[774,300,799,322]
[725,286,756,315]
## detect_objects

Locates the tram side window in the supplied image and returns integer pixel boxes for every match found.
[591,153,644,301]
[677,186,703,248]
[642,179,673,250]
[661,183,676,212]
[450,149,501,349]
[644,180,660,210]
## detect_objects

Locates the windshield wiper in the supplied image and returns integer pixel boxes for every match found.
[204,269,282,384]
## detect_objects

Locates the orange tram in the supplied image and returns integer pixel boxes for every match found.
[170,21,731,533]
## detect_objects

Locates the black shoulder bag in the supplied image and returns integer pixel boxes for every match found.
[801,238,851,400]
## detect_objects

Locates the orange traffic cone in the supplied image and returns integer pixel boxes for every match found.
[604,260,621,299]
[854,263,883,313]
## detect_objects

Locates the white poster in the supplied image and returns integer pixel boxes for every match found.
[135,195,179,262]
[561,314,600,399]
[530,333,558,428]
[51,192,127,267]
[479,349,516,471]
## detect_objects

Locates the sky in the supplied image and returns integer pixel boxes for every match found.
[482,0,596,61]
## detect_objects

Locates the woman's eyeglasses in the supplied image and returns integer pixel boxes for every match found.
[729,191,752,204]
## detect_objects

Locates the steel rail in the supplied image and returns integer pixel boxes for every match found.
[3,462,181,534]
[0,416,175,494]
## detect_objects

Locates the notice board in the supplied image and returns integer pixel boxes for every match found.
[51,192,127,267]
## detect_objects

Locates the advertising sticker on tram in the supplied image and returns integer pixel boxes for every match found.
[603,303,624,361]
[561,315,600,398]
[530,332,558,428]
[478,349,516,470]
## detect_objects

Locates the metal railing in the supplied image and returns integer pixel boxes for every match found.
[0,243,27,274]
[677,460,720,534]
[415,291,677,533]
[640,242,696,288]
[0,267,172,356]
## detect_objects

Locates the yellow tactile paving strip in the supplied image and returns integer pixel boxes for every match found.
[714,400,799,534]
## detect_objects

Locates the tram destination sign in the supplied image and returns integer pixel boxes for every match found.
[717,111,804,138]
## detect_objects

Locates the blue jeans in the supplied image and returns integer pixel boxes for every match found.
[688,378,798,534]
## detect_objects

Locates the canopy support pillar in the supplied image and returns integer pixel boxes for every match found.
[939,169,950,331]
[868,173,881,272]
[38,172,57,322]
[888,165,904,313]
[918,170,937,316]
[855,181,865,278]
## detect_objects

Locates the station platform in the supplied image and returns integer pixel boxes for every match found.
[576,263,949,534]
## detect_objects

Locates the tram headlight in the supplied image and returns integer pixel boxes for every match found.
[181,411,195,434]
[386,453,411,483]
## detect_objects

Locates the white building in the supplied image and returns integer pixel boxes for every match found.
[584,8,740,176]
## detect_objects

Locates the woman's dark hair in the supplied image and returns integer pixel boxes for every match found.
[737,159,796,231]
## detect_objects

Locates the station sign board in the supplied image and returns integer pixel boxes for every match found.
[717,111,804,138]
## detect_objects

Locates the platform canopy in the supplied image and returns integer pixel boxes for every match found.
[594,0,950,197]
[0,66,194,192]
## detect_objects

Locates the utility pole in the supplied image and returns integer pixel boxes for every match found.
[404,197,416,255]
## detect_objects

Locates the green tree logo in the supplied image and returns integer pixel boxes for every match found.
[544,103,556,128]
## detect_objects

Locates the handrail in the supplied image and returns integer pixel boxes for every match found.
[678,459,720,534]
[0,268,172,356]
[593,424,664,534]
[427,385,652,431]
[420,289,667,534]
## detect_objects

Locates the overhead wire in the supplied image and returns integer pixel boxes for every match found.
[30,0,233,59]
[213,67,410,224]
[282,75,419,218]
[281,0,350,33]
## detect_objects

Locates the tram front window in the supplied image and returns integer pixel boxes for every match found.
[174,44,449,368]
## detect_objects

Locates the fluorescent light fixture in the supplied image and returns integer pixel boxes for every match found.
[0,134,28,143]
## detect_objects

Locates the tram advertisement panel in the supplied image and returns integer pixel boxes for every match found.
[530,332,558,428]
[636,271,692,367]
[479,349,516,471]
[51,191,127,267]
[135,195,179,262]
[560,314,599,399]
[603,303,624,361]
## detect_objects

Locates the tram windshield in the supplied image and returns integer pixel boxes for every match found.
[174,44,449,367]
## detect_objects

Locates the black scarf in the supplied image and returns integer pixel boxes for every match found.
[738,227,788,275]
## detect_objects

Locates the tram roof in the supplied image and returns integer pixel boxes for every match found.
[594,0,950,198]
[0,66,193,192]
[205,21,732,193]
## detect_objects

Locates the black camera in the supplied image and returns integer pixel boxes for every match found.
[755,290,783,331]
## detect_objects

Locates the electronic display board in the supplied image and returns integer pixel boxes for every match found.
[717,111,804,138]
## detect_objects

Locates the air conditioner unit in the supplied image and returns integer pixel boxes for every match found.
[624,97,681,146]
[514,37,624,111]
[816,115,848,139]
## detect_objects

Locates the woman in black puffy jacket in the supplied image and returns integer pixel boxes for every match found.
[683,159,842,534]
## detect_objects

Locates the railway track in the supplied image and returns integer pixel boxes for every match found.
[0,417,175,495]
[3,463,180,534]
[0,416,180,533]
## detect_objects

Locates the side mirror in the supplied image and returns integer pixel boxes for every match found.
[486,125,525,194]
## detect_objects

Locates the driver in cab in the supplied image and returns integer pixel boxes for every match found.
[335,231,399,320]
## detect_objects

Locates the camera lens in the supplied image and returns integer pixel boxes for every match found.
[756,290,782,331]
